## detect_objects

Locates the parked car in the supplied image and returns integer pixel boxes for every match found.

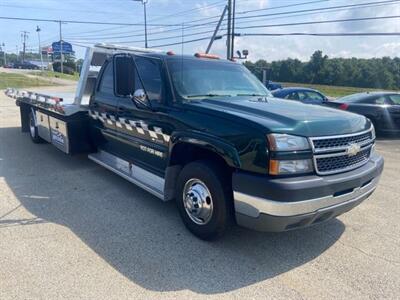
[3,63,14,68]
[272,87,328,105]
[326,92,400,134]
[266,81,282,91]
[13,62,39,70]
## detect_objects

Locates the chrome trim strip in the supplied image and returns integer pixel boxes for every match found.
[315,143,372,159]
[309,127,373,152]
[312,138,373,154]
[234,176,379,218]
[88,150,165,200]
[310,127,373,141]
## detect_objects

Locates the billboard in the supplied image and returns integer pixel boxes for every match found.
[52,41,73,54]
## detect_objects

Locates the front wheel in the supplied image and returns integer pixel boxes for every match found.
[176,160,233,240]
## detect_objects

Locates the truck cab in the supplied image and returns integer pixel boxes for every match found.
[6,44,384,240]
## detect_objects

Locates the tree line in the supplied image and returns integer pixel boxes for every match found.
[244,51,400,90]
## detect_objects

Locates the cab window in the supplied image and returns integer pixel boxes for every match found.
[135,56,163,104]
[98,61,114,95]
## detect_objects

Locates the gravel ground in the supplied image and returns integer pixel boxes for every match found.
[0,87,399,300]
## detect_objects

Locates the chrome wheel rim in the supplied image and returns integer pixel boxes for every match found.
[182,179,213,225]
[29,116,36,138]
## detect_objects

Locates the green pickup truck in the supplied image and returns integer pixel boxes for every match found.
[6,44,384,240]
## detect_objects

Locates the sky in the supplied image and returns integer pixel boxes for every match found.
[0,0,399,61]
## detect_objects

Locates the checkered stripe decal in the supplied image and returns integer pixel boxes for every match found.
[89,110,170,142]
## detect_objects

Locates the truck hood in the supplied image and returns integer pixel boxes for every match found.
[187,97,370,137]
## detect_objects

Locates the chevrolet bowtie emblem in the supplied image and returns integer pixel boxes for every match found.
[346,143,361,157]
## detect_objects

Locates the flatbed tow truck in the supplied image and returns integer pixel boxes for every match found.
[5,44,384,240]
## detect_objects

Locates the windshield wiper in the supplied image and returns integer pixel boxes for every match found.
[186,93,232,98]
[236,93,268,97]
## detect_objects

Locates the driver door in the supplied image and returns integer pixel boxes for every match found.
[114,54,171,175]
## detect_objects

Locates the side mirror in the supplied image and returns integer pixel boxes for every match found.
[114,54,135,97]
[133,89,147,102]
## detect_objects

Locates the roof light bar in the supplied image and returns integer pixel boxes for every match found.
[194,53,220,59]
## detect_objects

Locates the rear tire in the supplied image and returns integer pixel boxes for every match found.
[29,111,42,144]
[176,160,233,240]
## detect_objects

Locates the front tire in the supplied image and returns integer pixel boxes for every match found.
[176,160,233,240]
[29,111,42,143]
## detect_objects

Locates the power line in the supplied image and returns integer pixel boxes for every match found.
[67,27,223,42]
[230,1,400,27]
[144,0,227,23]
[70,0,399,41]
[151,30,400,48]
[241,32,400,37]
[235,0,400,21]
[68,14,400,45]
[0,16,181,27]
[236,0,331,15]
[236,15,400,30]
[69,0,335,40]
[146,0,400,38]
[151,36,214,48]
[66,25,131,36]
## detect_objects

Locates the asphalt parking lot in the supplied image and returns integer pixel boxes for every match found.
[0,89,399,299]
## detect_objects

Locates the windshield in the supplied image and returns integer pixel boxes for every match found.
[167,59,272,100]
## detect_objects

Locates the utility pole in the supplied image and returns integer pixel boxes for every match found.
[36,26,44,71]
[230,0,236,60]
[1,43,6,66]
[206,5,227,54]
[21,31,29,62]
[226,0,232,59]
[133,0,148,48]
[59,21,63,74]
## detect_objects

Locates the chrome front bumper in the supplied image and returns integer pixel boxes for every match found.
[233,153,384,232]
[234,175,380,218]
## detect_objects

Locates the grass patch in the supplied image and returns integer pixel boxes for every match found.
[31,71,79,81]
[0,72,55,89]
[278,82,395,98]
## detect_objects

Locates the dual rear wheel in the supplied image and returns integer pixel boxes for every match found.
[29,111,42,143]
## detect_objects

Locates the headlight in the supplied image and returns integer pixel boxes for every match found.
[269,159,314,175]
[267,133,310,151]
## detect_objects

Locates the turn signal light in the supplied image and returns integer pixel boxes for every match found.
[269,160,280,175]
[339,103,349,110]
[194,53,220,59]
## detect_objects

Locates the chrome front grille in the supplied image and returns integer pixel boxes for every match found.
[312,131,372,152]
[310,128,375,175]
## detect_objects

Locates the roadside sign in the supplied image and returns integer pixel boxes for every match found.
[52,41,73,54]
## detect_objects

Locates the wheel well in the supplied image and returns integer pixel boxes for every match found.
[169,143,232,171]
[164,143,234,201]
